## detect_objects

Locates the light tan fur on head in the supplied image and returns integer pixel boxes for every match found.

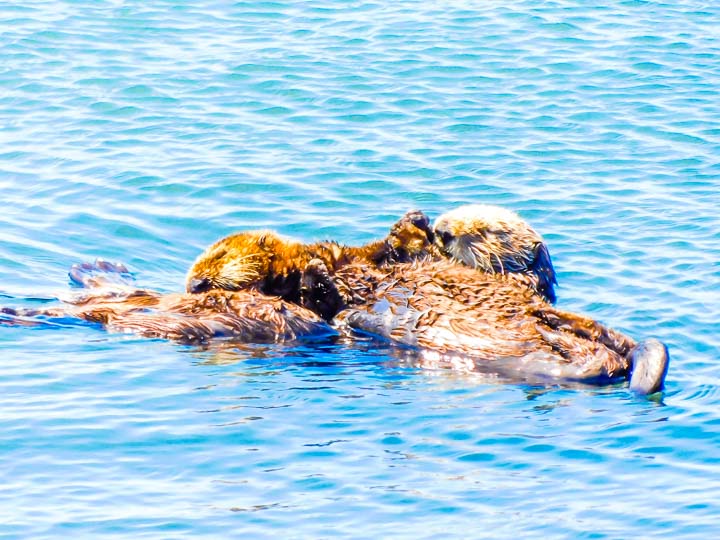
[433,204,557,303]
[434,204,540,273]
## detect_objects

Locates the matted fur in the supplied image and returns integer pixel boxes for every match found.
[330,260,634,382]
[3,287,330,344]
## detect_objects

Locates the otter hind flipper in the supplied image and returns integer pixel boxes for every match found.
[629,339,669,395]
[69,259,134,290]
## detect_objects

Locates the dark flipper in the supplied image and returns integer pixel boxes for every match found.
[629,339,669,395]
[531,242,557,304]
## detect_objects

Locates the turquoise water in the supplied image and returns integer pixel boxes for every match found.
[1,0,719,537]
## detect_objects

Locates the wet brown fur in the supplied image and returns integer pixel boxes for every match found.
[184,208,639,382]
[186,206,557,311]
[2,287,330,345]
[330,260,636,382]
[0,212,432,344]
[185,210,437,317]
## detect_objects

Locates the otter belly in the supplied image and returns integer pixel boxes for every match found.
[336,302,630,386]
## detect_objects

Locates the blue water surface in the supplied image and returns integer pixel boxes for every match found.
[1,1,719,538]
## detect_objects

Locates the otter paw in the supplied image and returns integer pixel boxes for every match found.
[404,209,432,233]
[300,258,346,321]
[69,259,134,289]
[303,258,330,277]
[391,210,432,238]
[301,258,334,295]
[386,210,435,261]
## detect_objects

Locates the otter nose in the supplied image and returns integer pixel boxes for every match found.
[187,277,212,294]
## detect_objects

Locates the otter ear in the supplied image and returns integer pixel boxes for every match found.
[530,242,558,304]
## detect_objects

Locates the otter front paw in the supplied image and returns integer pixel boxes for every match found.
[300,258,347,321]
[380,210,436,265]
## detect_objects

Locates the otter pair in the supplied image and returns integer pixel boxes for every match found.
[0,205,668,394]
[184,205,668,395]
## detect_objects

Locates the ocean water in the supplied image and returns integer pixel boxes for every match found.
[1,0,719,538]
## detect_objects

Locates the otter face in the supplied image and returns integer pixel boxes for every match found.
[186,231,278,293]
[434,204,557,303]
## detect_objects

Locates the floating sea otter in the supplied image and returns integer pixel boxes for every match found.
[331,261,668,394]
[185,210,437,320]
[186,205,668,394]
[186,205,557,304]
[0,213,429,344]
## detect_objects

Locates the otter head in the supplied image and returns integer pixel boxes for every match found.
[186,231,283,293]
[434,204,557,303]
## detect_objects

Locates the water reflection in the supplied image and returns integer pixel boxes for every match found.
[180,333,662,404]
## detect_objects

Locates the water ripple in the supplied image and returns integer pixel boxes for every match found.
[1,1,720,538]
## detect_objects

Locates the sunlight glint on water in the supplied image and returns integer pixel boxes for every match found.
[1,1,719,538]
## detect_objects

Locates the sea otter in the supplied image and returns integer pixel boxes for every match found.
[328,260,667,392]
[185,205,668,394]
[185,210,437,319]
[186,205,558,305]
